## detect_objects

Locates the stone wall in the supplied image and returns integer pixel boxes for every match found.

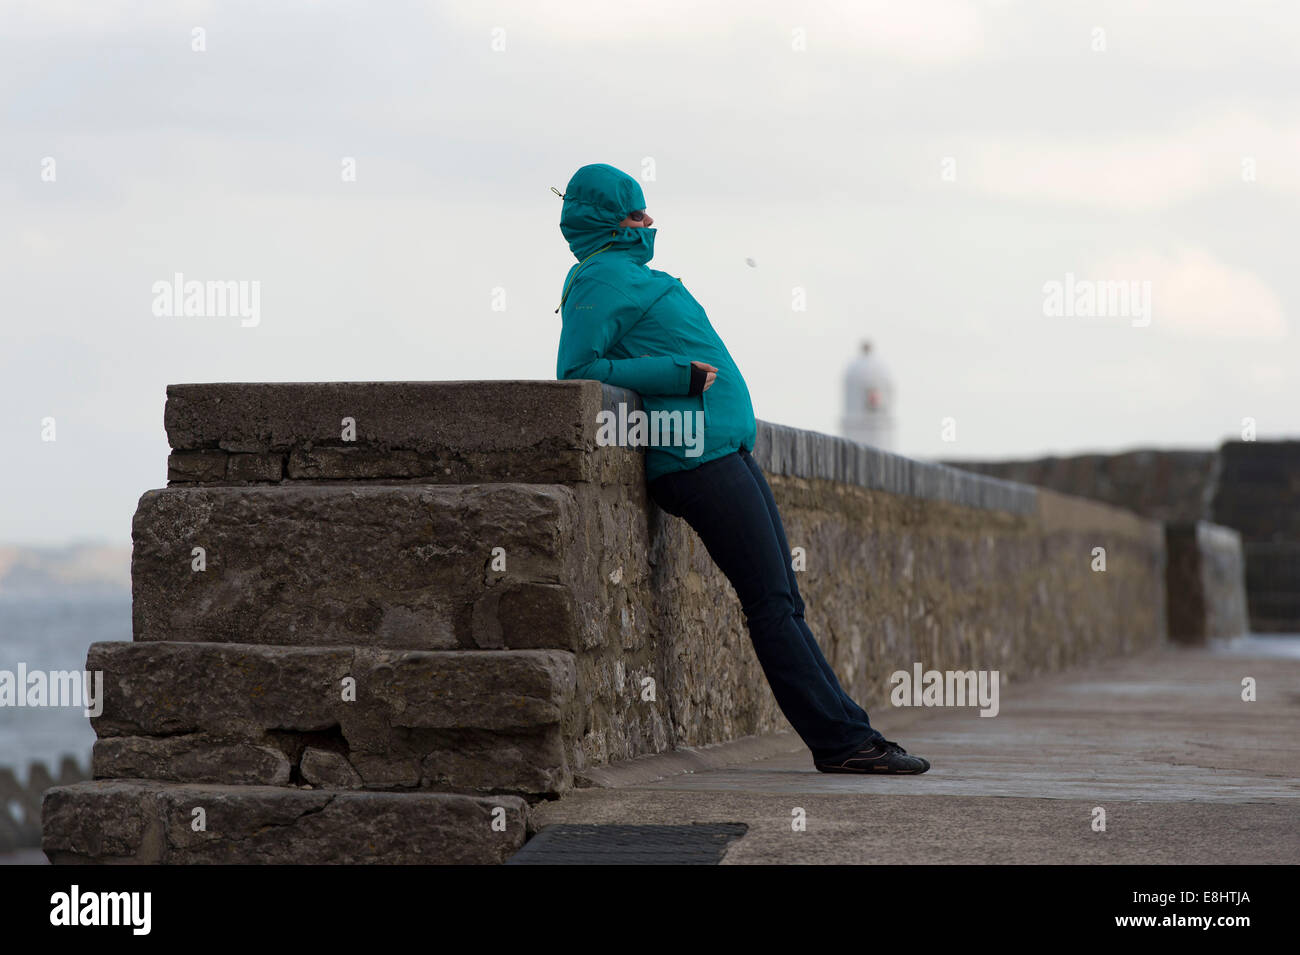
[1164,523,1250,644]
[947,442,1296,633]
[583,417,1165,767]
[942,449,1220,524]
[44,381,1169,863]
[1211,441,1300,632]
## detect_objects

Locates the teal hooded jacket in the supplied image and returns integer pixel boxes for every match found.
[555,163,757,483]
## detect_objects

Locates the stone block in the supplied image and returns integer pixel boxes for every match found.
[90,641,575,735]
[471,580,578,650]
[167,450,228,483]
[42,781,527,864]
[131,483,579,648]
[163,380,644,485]
[1165,522,1249,644]
[85,642,576,795]
[92,735,292,786]
[299,747,363,789]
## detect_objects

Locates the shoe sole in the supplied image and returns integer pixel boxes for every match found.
[814,762,930,775]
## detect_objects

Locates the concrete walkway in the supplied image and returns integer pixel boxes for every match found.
[532,637,1300,864]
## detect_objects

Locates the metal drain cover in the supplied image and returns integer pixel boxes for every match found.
[506,823,748,865]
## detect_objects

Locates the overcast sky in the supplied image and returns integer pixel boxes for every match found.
[2,0,1296,546]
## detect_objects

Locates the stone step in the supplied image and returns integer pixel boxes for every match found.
[87,641,576,795]
[164,380,642,486]
[132,483,585,650]
[42,780,526,864]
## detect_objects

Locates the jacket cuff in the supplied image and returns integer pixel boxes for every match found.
[687,362,707,396]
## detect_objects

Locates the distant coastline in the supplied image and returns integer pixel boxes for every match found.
[0,542,130,601]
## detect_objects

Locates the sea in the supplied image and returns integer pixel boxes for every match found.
[0,595,131,778]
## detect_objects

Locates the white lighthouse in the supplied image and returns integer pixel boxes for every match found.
[841,340,896,451]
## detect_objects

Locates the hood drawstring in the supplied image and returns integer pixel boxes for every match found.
[553,185,615,314]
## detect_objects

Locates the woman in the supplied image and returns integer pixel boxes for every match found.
[554,163,929,774]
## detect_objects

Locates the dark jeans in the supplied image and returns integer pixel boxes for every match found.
[647,447,884,762]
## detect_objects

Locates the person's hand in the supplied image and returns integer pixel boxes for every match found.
[691,361,718,391]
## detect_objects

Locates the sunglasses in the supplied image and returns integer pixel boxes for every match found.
[627,209,647,222]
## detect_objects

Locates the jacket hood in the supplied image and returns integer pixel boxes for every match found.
[559,163,657,264]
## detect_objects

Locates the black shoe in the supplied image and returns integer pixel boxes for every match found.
[814,738,930,775]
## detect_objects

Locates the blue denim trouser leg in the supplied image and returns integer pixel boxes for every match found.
[647,447,883,762]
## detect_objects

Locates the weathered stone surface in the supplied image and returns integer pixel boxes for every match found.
[1165,522,1249,644]
[167,450,227,483]
[946,444,1300,639]
[767,422,1037,514]
[42,781,527,864]
[944,449,1219,523]
[1196,524,1250,640]
[299,747,363,789]
[86,642,576,795]
[1165,524,1208,644]
[163,380,644,486]
[349,647,577,732]
[315,726,573,794]
[415,728,570,794]
[471,580,578,649]
[90,642,575,736]
[288,447,458,481]
[90,642,351,737]
[166,381,589,453]
[167,451,285,484]
[226,452,283,482]
[92,735,292,786]
[947,439,1300,632]
[340,726,570,793]
[552,451,1170,777]
[131,483,579,648]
